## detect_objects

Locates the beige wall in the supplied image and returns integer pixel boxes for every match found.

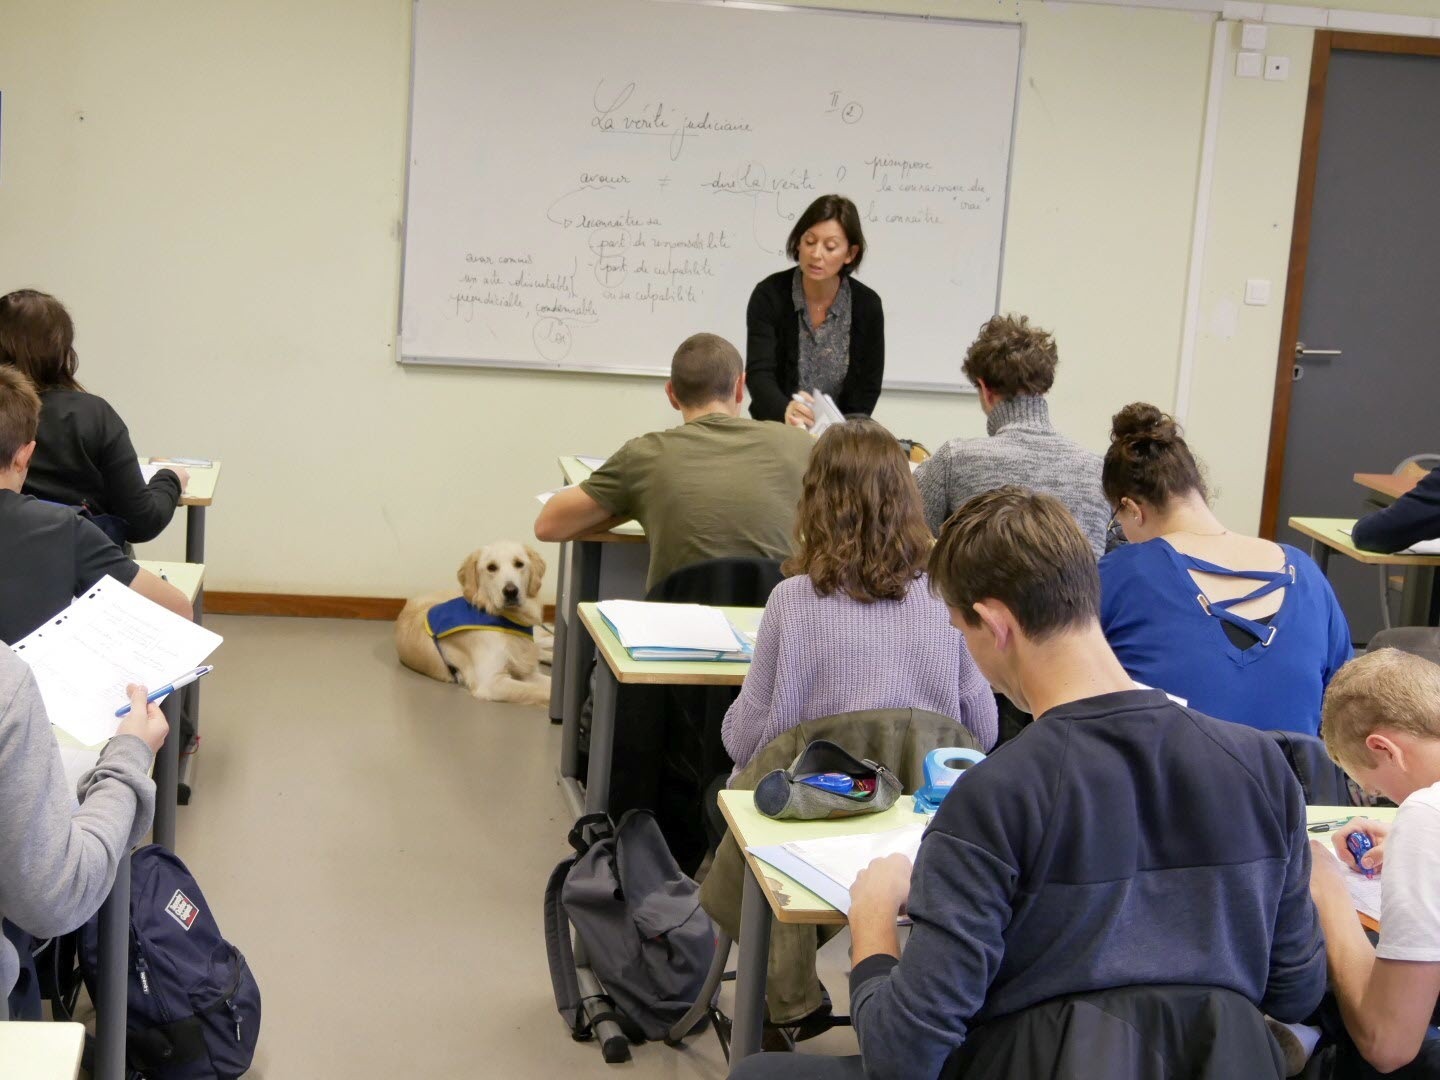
[0,1,1388,600]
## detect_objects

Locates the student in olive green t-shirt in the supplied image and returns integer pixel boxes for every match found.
[535,333,813,591]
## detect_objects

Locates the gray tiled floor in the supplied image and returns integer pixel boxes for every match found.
[172,615,858,1078]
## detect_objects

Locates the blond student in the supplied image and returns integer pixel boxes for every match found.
[1309,649,1440,1075]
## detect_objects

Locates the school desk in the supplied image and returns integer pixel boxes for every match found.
[1287,517,1440,577]
[547,456,649,733]
[0,1022,85,1079]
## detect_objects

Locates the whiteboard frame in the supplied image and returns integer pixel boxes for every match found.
[398,0,1025,395]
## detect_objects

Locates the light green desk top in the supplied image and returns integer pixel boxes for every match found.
[0,1021,85,1079]
[1306,804,1396,827]
[137,560,206,604]
[577,603,760,685]
[557,456,645,540]
[718,789,920,925]
[145,458,221,507]
[1288,517,1440,567]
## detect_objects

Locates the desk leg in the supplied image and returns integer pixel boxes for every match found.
[560,541,601,779]
[730,865,772,1070]
[583,661,618,815]
[1310,538,1331,577]
[185,504,206,565]
[548,540,570,723]
[152,692,182,850]
[95,851,131,1080]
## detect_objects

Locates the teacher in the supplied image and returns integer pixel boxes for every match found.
[745,194,885,427]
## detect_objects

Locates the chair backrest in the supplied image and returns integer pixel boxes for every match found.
[1266,730,1362,806]
[942,983,1284,1080]
[1395,453,1440,477]
[644,556,784,607]
[1369,626,1440,667]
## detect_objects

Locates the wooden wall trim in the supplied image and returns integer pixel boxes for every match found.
[1330,32,1440,58]
[206,592,557,623]
[1259,31,1333,540]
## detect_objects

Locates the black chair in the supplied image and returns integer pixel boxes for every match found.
[1368,627,1440,666]
[1267,730,1366,806]
[942,984,1285,1080]
[608,557,783,874]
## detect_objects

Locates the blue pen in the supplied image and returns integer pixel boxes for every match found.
[1346,831,1376,879]
[115,666,214,717]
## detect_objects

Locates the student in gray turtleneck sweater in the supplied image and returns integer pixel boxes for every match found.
[0,648,162,1017]
[914,314,1109,559]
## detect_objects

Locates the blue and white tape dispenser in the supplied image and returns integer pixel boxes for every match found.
[913,747,987,813]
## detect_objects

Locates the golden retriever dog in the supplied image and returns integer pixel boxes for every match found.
[395,542,551,707]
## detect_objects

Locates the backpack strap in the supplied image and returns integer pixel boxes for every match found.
[543,850,645,1047]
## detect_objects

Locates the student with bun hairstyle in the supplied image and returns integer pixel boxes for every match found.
[0,289,187,545]
[1098,403,1351,735]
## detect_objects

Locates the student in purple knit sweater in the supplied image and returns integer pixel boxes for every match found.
[722,418,997,775]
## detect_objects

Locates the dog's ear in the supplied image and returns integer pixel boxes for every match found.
[457,551,482,605]
[524,545,547,598]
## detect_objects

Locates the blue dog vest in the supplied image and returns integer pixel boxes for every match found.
[426,597,534,641]
[425,597,535,684]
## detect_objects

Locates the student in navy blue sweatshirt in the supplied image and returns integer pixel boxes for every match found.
[1353,468,1440,553]
[733,487,1326,1080]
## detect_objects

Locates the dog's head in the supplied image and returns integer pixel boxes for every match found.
[458,541,547,621]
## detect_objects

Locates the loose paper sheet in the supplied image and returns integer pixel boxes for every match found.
[13,576,223,746]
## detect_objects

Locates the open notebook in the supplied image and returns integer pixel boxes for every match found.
[596,600,753,662]
[1317,842,1382,925]
[747,822,928,915]
[13,576,223,747]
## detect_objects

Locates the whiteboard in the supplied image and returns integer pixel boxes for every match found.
[400,0,1021,392]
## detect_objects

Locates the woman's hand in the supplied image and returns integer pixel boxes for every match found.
[784,392,816,429]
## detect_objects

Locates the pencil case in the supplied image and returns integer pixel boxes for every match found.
[754,739,901,820]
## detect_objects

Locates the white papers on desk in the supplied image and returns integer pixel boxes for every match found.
[58,745,101,796]
[596,600,752,661]
[535,484,576,505]
[576,455,608,471]
[12,576,223,747]
[1318,843,1382,924]
[748,822,927,915]
[140,463,163,483]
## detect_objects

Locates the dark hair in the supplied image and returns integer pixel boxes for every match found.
[0,366,42,466]
[670,332,742,407]
[961,314,1057,398]
[928,486,1100,639]
[785,195,866,276]
[1101,402,1208,510]
[783,418,932,603]
[0,290,83,391]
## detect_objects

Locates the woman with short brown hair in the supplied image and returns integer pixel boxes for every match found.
[721,417,996,773]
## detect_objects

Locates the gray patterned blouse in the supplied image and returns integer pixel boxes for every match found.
[791,269,852,399]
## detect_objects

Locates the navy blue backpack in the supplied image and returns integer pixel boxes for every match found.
[78,844,261,1078]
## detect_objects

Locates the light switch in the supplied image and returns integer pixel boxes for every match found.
[1236,51,1264,78]
[1244,279,1272,306]
[1265,56,1291,81]
[1240,22,1268,50]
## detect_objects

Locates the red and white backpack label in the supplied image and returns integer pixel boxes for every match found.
[165,890,200,931]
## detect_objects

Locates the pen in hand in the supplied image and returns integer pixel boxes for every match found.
[115,665,213,717]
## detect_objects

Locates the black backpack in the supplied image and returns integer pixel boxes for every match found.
[78,844,261,1078]
[545,811,716,1050]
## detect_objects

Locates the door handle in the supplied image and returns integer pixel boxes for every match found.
[1295,341,1342,357]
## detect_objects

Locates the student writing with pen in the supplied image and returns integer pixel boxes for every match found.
[1308,649,1440,1076]
[1,665,168,1019]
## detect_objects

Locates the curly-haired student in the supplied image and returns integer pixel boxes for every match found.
[721,417,996,775]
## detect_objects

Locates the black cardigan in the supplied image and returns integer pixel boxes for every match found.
[744,269,885,422]
[23,389,182,543]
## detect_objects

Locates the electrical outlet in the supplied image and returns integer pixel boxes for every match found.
[1236,51,1263,78]
[1244,279,1272,306]
[1265,56,1291,81]
[1240,22,1268,50]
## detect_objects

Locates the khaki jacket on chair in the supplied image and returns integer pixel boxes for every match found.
[698,708,982,1023]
